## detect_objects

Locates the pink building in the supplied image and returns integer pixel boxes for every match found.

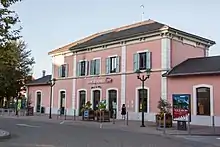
[28,20,219,126]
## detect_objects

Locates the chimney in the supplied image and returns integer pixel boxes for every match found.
[42,70,46,77]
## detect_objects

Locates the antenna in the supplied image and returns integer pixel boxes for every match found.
[140,5,144,21]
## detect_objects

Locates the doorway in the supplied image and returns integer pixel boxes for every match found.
[60,91,66,115]
[93,90,100,111]
[36,92,41,113]
[79,90,86,116]
[108,90,117,118]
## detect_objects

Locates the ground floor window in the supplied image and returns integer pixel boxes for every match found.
[93,90,100,111]
[60,91,66,115]
[196,87,210,116]
[138,89,148,112]
[79,90,86,116]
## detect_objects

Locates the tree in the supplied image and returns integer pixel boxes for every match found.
[0,0,22,46]
[0,41,35,107]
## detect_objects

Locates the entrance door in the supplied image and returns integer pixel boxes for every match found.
[36,92,41,113]
[93,90,100,110]
[79,90,86,116]
[108,90,117,118]
[60,91,66,115]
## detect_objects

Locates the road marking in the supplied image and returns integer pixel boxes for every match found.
[16,124,40,128]
[6,143,55,147]
[60,121,65,124]
[216,137,220,140]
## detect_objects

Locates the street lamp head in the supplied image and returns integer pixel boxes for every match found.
[135,69,141,79]
[146,68,151,78]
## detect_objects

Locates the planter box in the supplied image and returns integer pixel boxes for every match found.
[96,110,110,122]
[82,110,95,120]
[156,114,172,128]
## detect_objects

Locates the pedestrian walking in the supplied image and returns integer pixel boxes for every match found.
[121,104,126,120]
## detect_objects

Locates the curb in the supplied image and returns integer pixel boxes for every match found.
[0,129,11,139]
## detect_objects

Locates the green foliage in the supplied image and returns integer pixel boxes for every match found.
[157,98,172,114]
[0,0,22,45]
[98,100,106,110]
[0,41,35,99]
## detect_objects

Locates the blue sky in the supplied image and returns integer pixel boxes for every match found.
[11,0,220,78]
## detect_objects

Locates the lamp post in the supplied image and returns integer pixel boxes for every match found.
[48,78,56,119]
[135,68,151,127]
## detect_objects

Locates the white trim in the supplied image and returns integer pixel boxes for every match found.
[193,84,214,116]
[108,55,118,58]
[72,54,77,111]
[35,90,42,113]
[161,37,171,100]
[136,50,149,54]
[121,45,126,106]
[78,59,88,62]
[90,88,102,109]
[106,88,119,111]
[58,89,67,109]
[76,89,87,114]
[135,86,150,113]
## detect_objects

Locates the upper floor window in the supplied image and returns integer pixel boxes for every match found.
[58,64,68,77]
[106,56,120,74]
[133,51,152,71]
[77,60,89,76]
[90,58,101,75]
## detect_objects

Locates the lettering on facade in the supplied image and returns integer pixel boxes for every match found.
[88,77,113,84]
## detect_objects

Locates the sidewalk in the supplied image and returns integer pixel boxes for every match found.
[1,114,220,136]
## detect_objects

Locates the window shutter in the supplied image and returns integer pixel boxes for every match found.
[86,61,89,75]
[116,56,120,73]
[65,64,68,77]
[133,53,139,71]
[106,58,110,74]
[90,60,94,75]
[96,59,100,75]
[77,62,81,76]
[146,52,152,69]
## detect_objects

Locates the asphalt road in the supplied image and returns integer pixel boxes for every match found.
[0,117,214,147]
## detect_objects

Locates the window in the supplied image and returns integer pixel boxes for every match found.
[110,57,117,73]
[90,59,100,75]
[196,87,210,116]
[58,64,68,77]
[138,89,148,113]
[77,61,89,76]
[79,90,86,116]
[106,56,120,74]
[133,51,152,71]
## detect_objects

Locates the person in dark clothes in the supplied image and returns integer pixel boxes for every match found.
[121,104,126,120]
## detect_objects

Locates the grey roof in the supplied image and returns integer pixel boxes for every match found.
[165,56,220,77]
[26,75,51,86]
[69,21,215,51]
[70,22,165,50]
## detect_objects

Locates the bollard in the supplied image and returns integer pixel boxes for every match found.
[212,115,215,134]
[126,111,128,126]
[64,109,67,120]
[74,109,76,121]
[163,113,166,134]
[113,110,115,124]
[187,114,191,135]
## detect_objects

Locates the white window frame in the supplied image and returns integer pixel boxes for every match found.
[136,50,150,71]
[108,55,118,74]
[192,84,214,116]
[135,86,150,113]
[58,89,67,110]
[35,90,42,113]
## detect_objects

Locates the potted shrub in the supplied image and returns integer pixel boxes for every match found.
[155,98,172,128]
[96,100,110,122]
[82,101,95,120]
